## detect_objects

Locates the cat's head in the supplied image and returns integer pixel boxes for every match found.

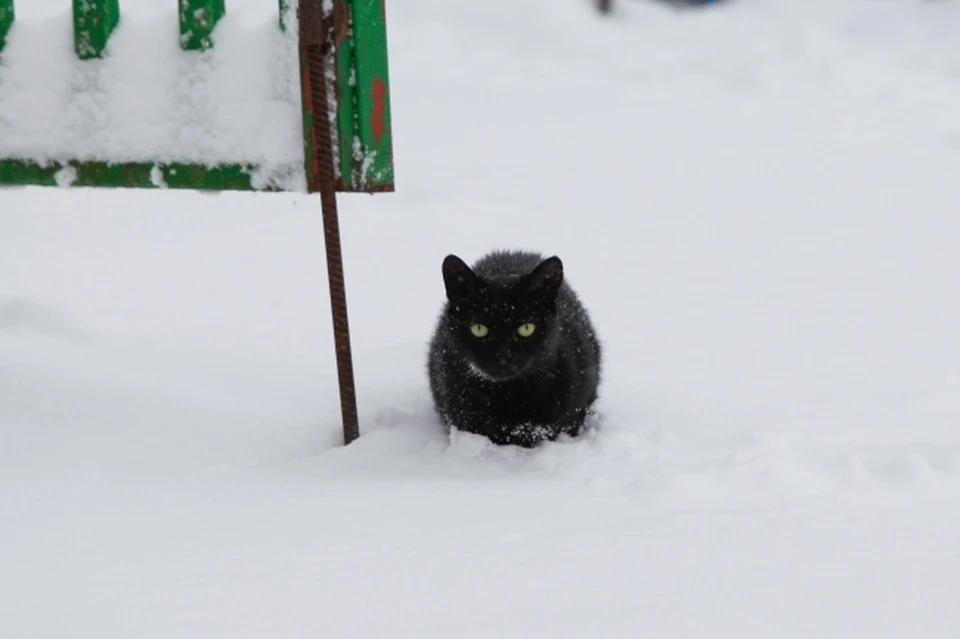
[440,253,564,382]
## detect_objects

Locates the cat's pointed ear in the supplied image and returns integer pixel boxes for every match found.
[442,254,481,301]
[527,256,564,298]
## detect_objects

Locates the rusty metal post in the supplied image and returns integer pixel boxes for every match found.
[298,0,360,445]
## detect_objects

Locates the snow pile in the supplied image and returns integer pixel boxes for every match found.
[0,6,304,190]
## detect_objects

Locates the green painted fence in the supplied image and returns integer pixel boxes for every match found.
[73,0,119,59]
[0,0,394,193]
[179,0,224,51]
[0,0,13,52]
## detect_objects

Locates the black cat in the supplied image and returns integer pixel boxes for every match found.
[427,250,602,447]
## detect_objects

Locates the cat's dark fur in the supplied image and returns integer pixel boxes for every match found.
[427,249,602,447]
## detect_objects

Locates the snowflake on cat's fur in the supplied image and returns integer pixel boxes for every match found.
[427,249,602,448]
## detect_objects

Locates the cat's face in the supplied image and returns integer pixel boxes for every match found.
[440,254,563,382]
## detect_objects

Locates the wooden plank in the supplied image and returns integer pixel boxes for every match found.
[333,0,358,189]
[0,159,288,192]
[179,0,225,51]
[0,0,13,54]
[306,0,395,193]
[278,0,290,31]
[73,0,120,60]
[350,0,394,191]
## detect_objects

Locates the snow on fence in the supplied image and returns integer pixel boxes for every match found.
[0,0,396,445]
[0,0,394,194]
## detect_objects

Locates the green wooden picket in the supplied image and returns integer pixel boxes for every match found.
[0,0,13,53]
[73,0,120,60]
[278,0,290,31]
[350,0,393,191]
[179,0,225,51]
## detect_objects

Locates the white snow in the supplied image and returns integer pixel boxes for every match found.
[3,0,960,637]
[0,1,304,190]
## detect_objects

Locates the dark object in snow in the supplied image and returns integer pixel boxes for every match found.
[595,0,726,15]
[427,250,602,447]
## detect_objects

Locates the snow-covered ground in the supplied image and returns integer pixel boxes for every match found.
[3,0,960,636]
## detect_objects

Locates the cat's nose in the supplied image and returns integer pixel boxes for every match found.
[498,351,513,365]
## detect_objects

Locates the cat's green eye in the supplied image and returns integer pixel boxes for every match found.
[470,323,490,338]
[517,323,536,338]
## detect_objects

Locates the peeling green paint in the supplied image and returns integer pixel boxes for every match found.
[350,0,394,191]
